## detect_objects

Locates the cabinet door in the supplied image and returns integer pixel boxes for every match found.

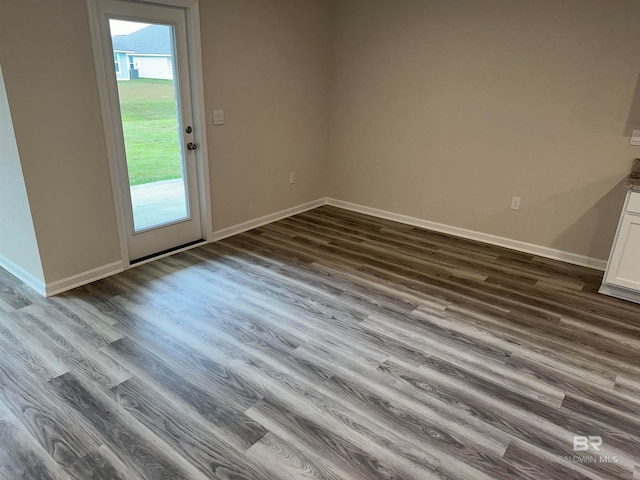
[605,214,640,290]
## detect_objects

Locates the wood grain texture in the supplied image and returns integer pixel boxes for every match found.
[67,445,146,480]
[0,205,638,479]
[0,407,72,480]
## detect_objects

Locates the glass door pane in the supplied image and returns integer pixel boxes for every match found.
[109,19,189,232]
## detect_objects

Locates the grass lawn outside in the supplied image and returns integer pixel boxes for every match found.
[117,79,184,186]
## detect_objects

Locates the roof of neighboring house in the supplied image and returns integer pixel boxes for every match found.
[111,24,172,56]
[112,39,133,53]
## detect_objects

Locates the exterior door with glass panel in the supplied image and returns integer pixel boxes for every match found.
[98,0,203,262]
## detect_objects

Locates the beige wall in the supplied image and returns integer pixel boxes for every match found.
[0,0,331,287]
[200,0,331,231]
[0,0,121,283]
[3,0,640,291]
[328,0,640,260]
[0,64,44,284]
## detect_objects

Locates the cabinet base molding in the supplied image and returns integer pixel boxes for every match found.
[600,189,640,303]
[599,283,640,305]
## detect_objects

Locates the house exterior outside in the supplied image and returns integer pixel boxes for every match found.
[111,24,174,81]
[113,50,133,80]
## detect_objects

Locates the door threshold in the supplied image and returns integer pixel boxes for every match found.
[130,238,206,266]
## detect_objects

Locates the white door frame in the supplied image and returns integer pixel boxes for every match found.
[86,0,212,267]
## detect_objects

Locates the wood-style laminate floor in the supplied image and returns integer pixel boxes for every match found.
[0,205,639,480]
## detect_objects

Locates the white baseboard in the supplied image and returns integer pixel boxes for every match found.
[18,196,606,297]
[45,260,125,297]
[599,283,640,304]
[0,255,46,296]
[211,198,327,242]
[326,198,608,271]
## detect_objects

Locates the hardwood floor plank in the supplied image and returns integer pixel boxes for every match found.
[48,296,126,344]
[246,432,351,480]
[101,337,268,451]
[379,358,637,476]
[11,307,130,389]
[49,372,210,480]
[614,375,640,397]
[445,306,635,380]
[293,209,535,284]
[109,376,273,480]
[505,354,640,415]
[228,354,466,479]
[501,439,609,480]
[0,309,68,381]
[292,341,513,459]
[381,308,514,364]
[0,408,72,480]
[109,295,248,367]
[93,298,267,413]
[411,307,621,385]
[561,394,640,441]
[321,372,532,480]
[1,205,639,479]
[247,398,441,480]
[362,315,565,406]
[0,270,36,311]
[67,445,146,480]
[0,359,102,468]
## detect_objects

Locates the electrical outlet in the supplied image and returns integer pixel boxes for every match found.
[289,172,296,184]
[511,196,521,211]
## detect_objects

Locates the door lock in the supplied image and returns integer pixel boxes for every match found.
[185,126,193,134]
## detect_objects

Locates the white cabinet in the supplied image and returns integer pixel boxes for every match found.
[604,214,640,289]
[600,190,640,303]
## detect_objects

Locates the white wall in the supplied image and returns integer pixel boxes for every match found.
[0,64,44,288]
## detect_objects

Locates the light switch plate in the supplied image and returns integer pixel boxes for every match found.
[213,109,225,126]
[631,129,640,146]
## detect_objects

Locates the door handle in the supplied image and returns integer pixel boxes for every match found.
[187,142,197,151]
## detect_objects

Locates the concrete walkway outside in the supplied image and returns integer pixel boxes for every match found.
[130,178,188,231]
